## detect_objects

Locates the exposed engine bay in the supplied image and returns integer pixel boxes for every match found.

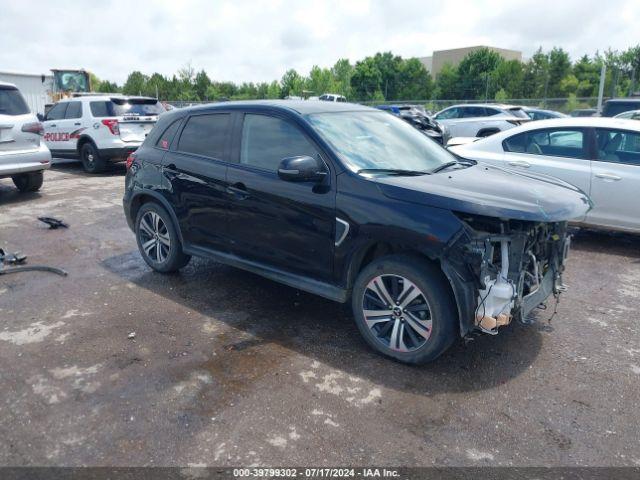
[443,213,571,335]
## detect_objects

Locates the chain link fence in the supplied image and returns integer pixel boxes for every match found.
[168,97,604,114]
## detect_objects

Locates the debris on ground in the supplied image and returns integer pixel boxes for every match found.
[128,332,136,339]
[0,248,67,277]
[38,217,69,229]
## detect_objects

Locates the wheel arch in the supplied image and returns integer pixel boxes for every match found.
[346,241,467,337]
[76,134,97,154]
[129,190,185,245]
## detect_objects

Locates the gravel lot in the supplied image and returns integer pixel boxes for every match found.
[1,164,639,467]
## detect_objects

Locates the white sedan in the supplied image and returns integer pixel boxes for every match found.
[449,117,640,234]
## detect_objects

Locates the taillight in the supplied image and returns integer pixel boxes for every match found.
[126,152,136,170]
[101,119,120,135]
[21,122,44,135]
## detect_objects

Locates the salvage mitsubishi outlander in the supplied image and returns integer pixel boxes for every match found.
[123,101,591,364]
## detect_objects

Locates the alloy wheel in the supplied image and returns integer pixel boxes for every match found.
[139,211,171,263]
[362,274,432,352]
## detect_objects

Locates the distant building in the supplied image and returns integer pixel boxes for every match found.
[419,46,522,77]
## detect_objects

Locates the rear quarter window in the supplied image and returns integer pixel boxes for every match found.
[90,101,110,117]
[154,119,183,150]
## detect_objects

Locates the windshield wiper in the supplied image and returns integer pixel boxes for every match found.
[357,168,429,176]
[430,160,460,173]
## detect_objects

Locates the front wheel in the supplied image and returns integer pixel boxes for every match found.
[352,254,458,364]
[12,171,44,192]
[135,202,191,273]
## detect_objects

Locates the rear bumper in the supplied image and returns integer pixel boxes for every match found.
[0,144,52,177]
[100,146,139,161]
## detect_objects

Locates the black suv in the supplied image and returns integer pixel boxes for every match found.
[123,101,590,364]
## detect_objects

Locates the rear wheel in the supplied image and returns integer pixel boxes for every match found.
[80,142,106,173]
[135,202,191,273]
[12,171,44,192]
[352,254,458,364]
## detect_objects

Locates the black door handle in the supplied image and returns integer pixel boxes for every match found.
[74,122,81,126]
[49,124,57,127]
[226,183,249,199]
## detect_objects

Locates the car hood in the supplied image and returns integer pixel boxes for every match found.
[373,162,592,222]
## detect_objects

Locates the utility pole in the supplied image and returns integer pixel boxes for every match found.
[484,73,489,102]
[597,63,606,115]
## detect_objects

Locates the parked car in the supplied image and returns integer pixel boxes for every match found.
[123,100,589,364]
[376,104,450,145]
[522,107,567,121]
[614,109,640,120]
[318,93,347,102]
[43,94,165,173]
[449,117,640,233]
[569,108,597,117]
[0,81,51,192]
[602,98,640,117]
[433,103,530,138]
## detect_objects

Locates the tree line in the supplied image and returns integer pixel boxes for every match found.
[93,46,640,104]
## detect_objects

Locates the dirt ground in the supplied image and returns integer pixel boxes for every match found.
[1,164,639,467]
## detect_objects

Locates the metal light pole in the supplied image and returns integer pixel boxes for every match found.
[597,63,606,115]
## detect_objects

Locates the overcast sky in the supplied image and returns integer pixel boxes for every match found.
[1,0,637,84]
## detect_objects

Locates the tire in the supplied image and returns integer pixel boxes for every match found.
[80,142,107,173]
[135,202,191,273]
[351,254,458,364]
[12,171,44,192]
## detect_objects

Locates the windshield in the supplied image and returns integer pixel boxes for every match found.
[111,98,164,116]
[306,111,456,173]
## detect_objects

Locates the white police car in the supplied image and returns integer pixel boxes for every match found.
[42,94,165,173]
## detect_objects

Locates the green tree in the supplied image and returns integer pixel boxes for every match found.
[331,58,353,98]
[305,65,336,96]
[194,70,212,100]
[396,58,433,100]
[547,47,572,97]
[434,63,460,99]
[350,57,383,101]
[371,52,403,100]
[522,48,549,98]
[491,60,524,98]
[456,48,503,99]
[122,71,148,95]
[281,69,304,97]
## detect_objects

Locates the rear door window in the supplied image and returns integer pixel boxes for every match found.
[0,87,30,115]
[504,128,587,159]
[46,102,68,121]
[596,129,640,166]
[176,114,230,159]
[240,114,318,171]
[462,106,486,117]
[65,102,82,119]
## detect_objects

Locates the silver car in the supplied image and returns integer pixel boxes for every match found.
[0,81,51,192]
[449,117,640,233]
[433,103,530,138]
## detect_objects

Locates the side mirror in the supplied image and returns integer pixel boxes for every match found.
[37,113,45,122]
[278,156,327,182]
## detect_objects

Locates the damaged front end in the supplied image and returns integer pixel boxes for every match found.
[442,213,571,336]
